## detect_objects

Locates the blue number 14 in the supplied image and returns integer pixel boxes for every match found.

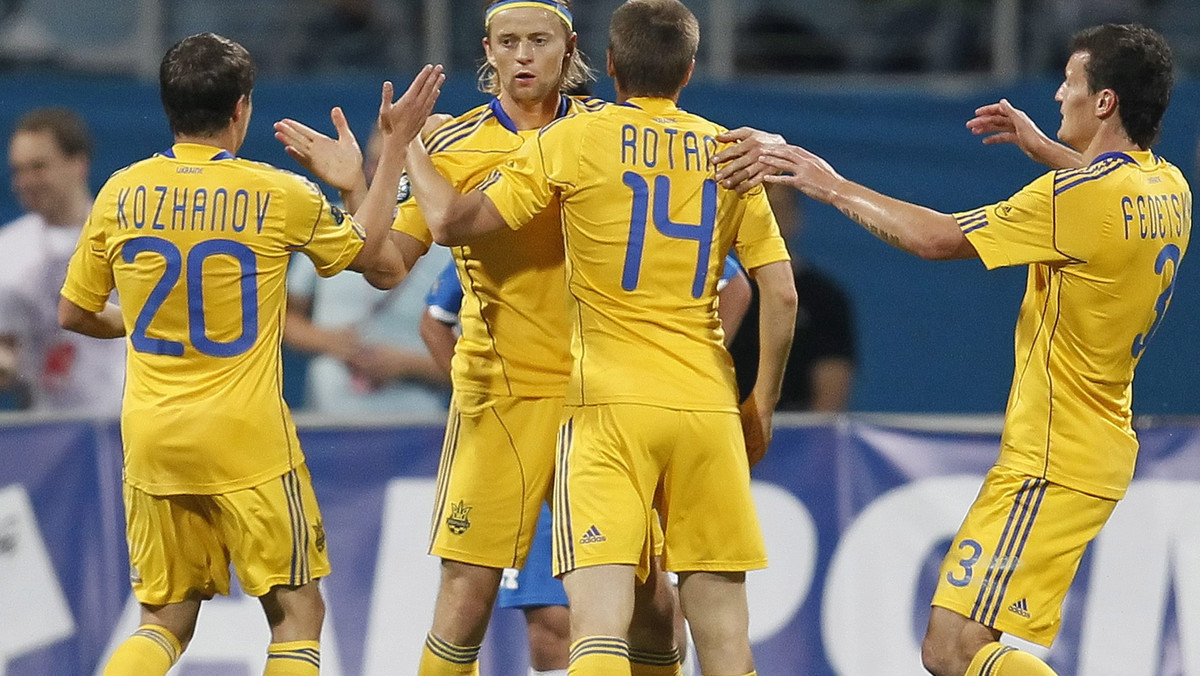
[621,172,716,298]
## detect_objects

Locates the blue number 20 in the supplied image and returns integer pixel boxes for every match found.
[122,236,259,358]
[1131,243,1181,359]
[621,172,716,298]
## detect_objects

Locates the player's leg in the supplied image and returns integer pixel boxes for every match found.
[103,599,199,675]
[658,410,766,676]
[259,581,325,675]
[675,571,753,676]
[104,488,227,676]
[525,604,571,674]
[423,395,560,675]
[499,503,571,675]
[562,564,637,676]
[628,555,683,676]
[553,405,670,675]
[923,466,1117,676]
[215,464,331,676]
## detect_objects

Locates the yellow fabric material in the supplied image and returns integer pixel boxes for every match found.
[932,466,1116,646]
[418,633,481,676]
[62,142,365,495]
[966,642,1058,676]
[264,640,320,675]
[428,395,563,567]
[953,150,1191,499]
[483,97,790,412]
[102,624,181,676]
[394,96,606,400]
[568,637,630,676]
[125,465,330,604]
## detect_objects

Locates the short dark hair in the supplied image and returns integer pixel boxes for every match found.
[1070,24,1174,149]
[159,33,256,137]
[13,108,92,160]
[609,0,699,98]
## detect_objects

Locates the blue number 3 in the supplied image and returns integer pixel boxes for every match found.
[1131,243,1181,359]
[122,236,259,358]
[946,538,982,588]
[621,172,716,298]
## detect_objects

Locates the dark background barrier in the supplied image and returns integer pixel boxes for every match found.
[0,74,1196,414]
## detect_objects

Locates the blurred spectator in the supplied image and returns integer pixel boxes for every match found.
[284,127,451,416]
[0,107,124,413]
[728,183,856,412]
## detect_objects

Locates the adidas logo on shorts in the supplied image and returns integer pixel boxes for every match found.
[579,525,607,544]
[1008,598,1031,618]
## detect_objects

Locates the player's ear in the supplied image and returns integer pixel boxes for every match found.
[1095,88,1119,121]
[680,59,696,89]
[605,48,615,77]
[483,37,497,68]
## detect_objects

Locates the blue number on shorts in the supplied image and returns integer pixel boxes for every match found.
[123,236,258,358]
[946,538,982,588]
[621,172,717,298]
[1131,243,1181,359]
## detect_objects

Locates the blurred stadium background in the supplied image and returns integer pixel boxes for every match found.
[2,2,1199,674]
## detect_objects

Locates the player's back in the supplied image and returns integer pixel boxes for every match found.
[542,98,787,411]
[80,143,362,494]
[999,150,1191,496]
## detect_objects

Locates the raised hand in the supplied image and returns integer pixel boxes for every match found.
[274,107,365,193]
[966,98,1082,169]
[712,127,788,194]
[377,64,446,146]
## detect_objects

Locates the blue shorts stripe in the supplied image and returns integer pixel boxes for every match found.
[430,408,461,549]
[986,480,1048,625]
[970,478,1035,621]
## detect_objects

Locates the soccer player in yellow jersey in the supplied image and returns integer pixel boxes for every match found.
[718,23,1189,676]
[277,2,688,675]
[395,1,799,674]
[56,33,443,676]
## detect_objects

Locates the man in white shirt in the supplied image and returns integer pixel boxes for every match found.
[0,108,124,413]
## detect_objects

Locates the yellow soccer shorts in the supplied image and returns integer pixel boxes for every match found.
[124,463,330,605]
[932,464,1117,646]
[552,403,767,579]
[429,391,564,569]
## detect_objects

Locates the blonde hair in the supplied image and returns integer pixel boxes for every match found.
[477,0,595,96]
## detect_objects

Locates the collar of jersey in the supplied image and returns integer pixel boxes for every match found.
[618,97,679,114]
[1091,149,1155,168]
[488,95,572,134]
[162,143,236,162]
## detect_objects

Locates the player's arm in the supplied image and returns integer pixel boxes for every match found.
[283,292,360,361]
[345,66,444,278]
[759,144,978,261]
[419,311,456,376]
[717,263,752,347]
[58,298,124,339]
[403,138,509,245]
[740,260,797,466]
[966,98,1084,170]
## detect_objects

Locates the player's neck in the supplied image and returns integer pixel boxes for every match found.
[173,129,240,156]
[1079,122,1142,165]
[497,93,562,131]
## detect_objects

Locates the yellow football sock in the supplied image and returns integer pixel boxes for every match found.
[418,633,481,675]
[264,640,320,675]
[569,636,631,676]
[102,624,181,676]
[966,642,1058,676]
[630,646,682,676]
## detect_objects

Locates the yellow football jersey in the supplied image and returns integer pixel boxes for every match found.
[483,97,790,412]
[395,96,607,400]
[61,143,365,495]
[955,150,1191,499]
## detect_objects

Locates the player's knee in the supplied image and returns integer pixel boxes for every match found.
[920,632,967,676]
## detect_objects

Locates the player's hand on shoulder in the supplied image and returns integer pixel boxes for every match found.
[274,106,366,193]
[713,127,788,194]
[759,143,844,204]
[422,113,454,142]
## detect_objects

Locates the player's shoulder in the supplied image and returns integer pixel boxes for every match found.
[566,95,609,114]
[426,104,496,154]
[230,158,329,198]
[1050,152,1142,197]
